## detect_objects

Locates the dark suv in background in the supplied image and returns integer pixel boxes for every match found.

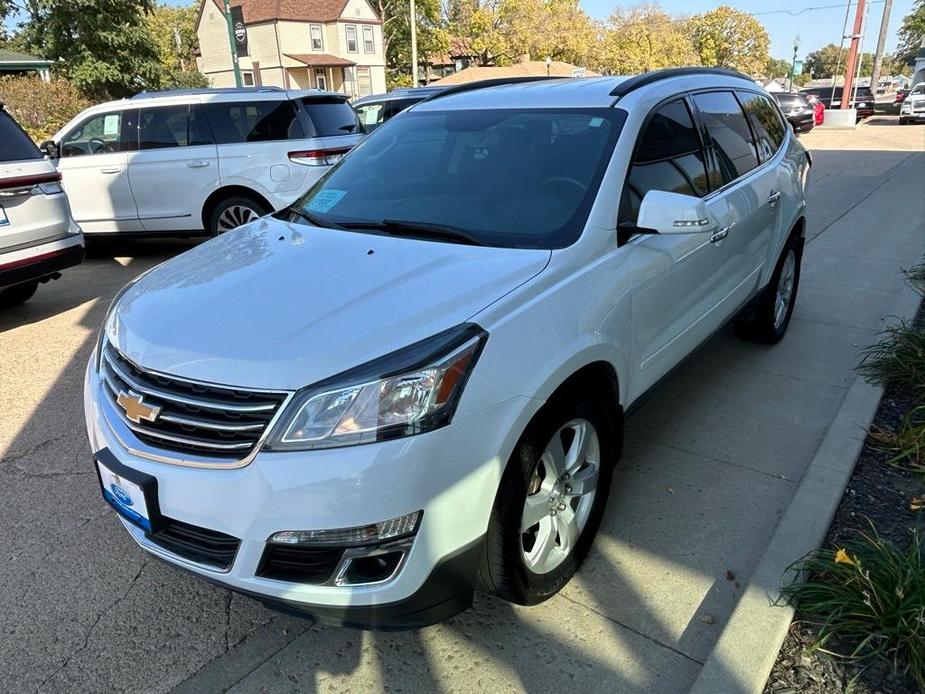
[801,86,875,120]
[772,92,816,133]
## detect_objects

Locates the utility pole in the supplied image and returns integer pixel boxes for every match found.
[840,0,866,109]
[222,0,243,88]
[409,0,418,88]
[870,0,893,95]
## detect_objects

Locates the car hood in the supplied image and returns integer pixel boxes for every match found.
[108,217,550,390]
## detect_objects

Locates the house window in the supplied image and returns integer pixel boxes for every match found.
[345,25,358,53]
[357,66,371,97]
[310,24,324,51]
[315,68,327,91]
[362,26,375,54]
[343,66,356,97]
[242,71,254,86]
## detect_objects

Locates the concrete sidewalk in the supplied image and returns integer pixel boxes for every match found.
[1,123,922,694]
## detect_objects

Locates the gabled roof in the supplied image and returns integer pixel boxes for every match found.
[0,49,53,65]
[203,0,378,24]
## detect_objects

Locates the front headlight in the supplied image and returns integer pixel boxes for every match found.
[266,323,487,451]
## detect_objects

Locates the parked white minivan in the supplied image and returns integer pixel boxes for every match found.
[43,88,362,236]
[85,70,811,627]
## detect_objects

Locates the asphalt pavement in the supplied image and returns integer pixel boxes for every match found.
[1,118,923,694]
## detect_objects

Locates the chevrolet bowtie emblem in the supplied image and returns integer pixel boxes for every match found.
[116,391,161,424]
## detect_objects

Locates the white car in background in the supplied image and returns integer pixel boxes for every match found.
[42,88,362,236]
[899,82,925,124]
[0,101,83,308]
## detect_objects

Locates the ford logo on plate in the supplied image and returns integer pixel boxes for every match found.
[111,484,134,507]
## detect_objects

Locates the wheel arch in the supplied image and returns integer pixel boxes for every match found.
[201,186,274,232]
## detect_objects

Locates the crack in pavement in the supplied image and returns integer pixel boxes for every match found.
[35,559,148,694]
[556,592,705,666]
[0,435,70,467]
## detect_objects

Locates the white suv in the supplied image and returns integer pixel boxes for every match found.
[1,101,83,308]
[44,88,362,236]
[84,69,810,627]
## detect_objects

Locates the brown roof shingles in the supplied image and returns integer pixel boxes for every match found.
[209,0,377,24]
[285,53,356,67]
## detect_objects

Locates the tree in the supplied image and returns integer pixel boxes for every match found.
[376,0,449,79]
[595,3,698,75]
[18,0,161,99]
[804,43,874,78]
[765,57,792,79]
[895,0,925,70]
[685,5,769,76]
[144,2,207,89]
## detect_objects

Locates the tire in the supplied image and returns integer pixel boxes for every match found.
[734,233,803,344]
[478,394,617,605]
[899,118,909,125]
[208,195,268,236]
[0,281,38,309]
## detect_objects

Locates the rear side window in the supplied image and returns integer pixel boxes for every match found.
[620,99,709,224]
[738,92,786,163]
[299,97,360,137]
[355,101,385,131]
[0,110,42,163]
[691,91,759,185]
[138,105,213,150]
[204,100,304,143]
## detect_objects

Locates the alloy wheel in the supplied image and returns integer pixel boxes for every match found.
[217,204,260,233]
[774,249,796,330]
[520,418,600,575]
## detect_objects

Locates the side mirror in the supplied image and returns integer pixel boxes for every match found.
[636,190,713,235]
[40,140,59,159]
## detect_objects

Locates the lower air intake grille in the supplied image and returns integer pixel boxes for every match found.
[257,545,345,584]
[149,517,241,571]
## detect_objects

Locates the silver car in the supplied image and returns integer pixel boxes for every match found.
[0,101,83,308]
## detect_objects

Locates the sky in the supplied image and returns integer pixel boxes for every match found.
[8,0,918,66]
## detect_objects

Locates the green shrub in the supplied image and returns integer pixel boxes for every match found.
[858,321,925,403]
[781,528,925,688]
[0,75,90,143]
[871,405,925,472]
[906,264,925,297]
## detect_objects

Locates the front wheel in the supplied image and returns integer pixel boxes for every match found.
[209,195,268,236]
[734,234,802,344]
[478,396,616,605]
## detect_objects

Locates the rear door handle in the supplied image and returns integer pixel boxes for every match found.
[187,161,210,168]
[768,191,782,206]
[710,226,729,244]
[100,167,122,174]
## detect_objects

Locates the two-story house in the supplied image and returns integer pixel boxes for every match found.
[196,0,387,97]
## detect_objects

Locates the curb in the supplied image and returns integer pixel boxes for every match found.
[689,282,923,694]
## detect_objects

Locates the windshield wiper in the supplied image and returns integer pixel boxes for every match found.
[337,219,485,246]
[286,207,343,229]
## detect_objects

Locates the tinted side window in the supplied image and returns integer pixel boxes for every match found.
[691,91,759,185]
[0,111,42,163]
[60,111,125,157]
[205,100,304,144]
[355,101,385,131]
[738,91,786,163]
[140,106,189,149]
[299,97,359,137]
[620,99,709,224]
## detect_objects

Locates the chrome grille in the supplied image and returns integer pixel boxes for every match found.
[100,342,286,459]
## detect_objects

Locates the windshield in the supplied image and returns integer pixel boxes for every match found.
[0,110,43,164]
[289,107,626,249]
[911,84,925,96]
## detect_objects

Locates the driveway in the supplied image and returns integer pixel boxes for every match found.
[2,120,923,694]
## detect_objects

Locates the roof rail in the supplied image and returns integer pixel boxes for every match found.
[422,76,567,103]
[609,67,753,97]
[130,86,285,100]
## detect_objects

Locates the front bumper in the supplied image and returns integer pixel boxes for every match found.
[84,354,528,627]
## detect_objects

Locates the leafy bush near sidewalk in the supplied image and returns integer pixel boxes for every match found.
[780,529,925,689]
[0,75,90,143]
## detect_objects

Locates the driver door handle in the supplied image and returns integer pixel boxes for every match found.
[100,167,122,174]
[768,191,782,206]
[710,226,730,244]
[187,161,210,168]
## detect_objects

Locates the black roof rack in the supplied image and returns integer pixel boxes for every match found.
[131,86,285,100]
[609,67,753,97]
[422,76,567,103]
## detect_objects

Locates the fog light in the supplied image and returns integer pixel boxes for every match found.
[269,510,422,546]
